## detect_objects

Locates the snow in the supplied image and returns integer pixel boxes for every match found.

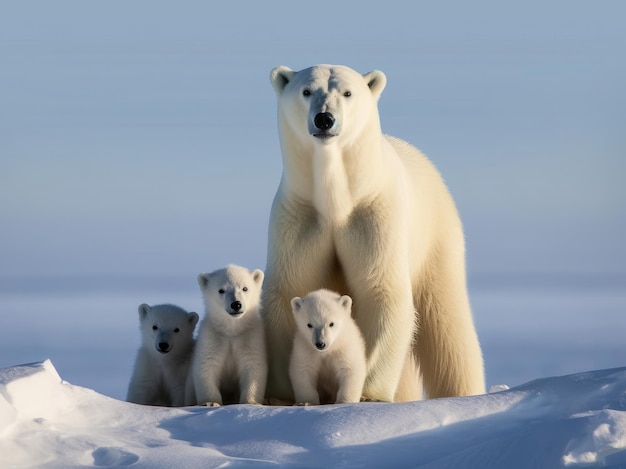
[2,360,626,468]
[1,3,624,467]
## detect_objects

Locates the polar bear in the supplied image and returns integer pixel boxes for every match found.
[262,64,485,403]
[192,264,267,406]
[290,289,366,405]
[127,303,199,407]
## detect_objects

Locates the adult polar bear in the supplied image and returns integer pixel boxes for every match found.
[263,64,485,402]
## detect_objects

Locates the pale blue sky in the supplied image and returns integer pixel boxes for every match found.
[1,1,625,278]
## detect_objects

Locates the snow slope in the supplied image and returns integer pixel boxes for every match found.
[1,360,626,468]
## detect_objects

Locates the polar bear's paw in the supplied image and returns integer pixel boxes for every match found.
[360,397,386,403]
[203,401,222,407]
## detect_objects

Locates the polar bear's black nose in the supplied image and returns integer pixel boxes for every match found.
[231,301,242,312]
[315,342,326,350]
[314,112,335,130]
[158,342,170,353]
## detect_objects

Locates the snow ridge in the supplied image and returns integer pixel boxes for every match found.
[1,360,626,468]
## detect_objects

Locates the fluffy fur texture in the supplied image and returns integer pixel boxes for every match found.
[127,303,199,407]
[262,64,485,403]
[289,289,366,405]
[191,264,267,406]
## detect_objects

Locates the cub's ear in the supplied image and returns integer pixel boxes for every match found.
[291,297,303,313]
[197,273,210,288]
[188,312,200,328]
[270,66,295,95]
[362,70,387,100]
[138,303,150,320]
[251,269,264,286]
[338,295,353,312]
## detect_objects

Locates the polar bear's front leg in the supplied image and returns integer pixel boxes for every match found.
[289,339,323,405]
[168,380,188,407]
[184,368,196,406]
[334,351,367,404]
[293,382,321,406]
[239,374,266,405]
[262,199,336,402]
[193,355,224,406]
[353,283,415,402]
[238,352,268,405]
[127,350,160,405]
[261,279,296,401]
[337,205,416,403]
[335,369,366,404]
[195,376,223,406]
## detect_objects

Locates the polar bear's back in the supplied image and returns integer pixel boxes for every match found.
[384,134,450,199]
[384,134,464,260]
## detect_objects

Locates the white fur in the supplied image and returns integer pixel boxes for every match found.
[127,303,199,407]
[289,289,366,405]
[263,64,485,402]
[192,264,267,406]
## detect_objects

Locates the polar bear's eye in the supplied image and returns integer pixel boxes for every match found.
[152,325,158,331]
[174,328,180,333]
[343,91,351,97]
[218,289,225,294]
[302,89,311,97]
[243,287,248,292]
[329,322,334,327]
[307,323,313,328]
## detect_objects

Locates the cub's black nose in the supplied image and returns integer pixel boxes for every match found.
[314,112,335,130]
[315,342,327,350]
[231,301,242,312]
[158,342,170,353]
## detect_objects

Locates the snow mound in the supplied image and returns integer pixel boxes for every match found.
[1,360,626,468]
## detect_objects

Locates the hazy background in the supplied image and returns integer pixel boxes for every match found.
[1,1,625,399]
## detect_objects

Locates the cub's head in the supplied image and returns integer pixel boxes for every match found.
[270,64,386,146]
[138,303,199,355]
[198,264,264,320]
[291,289,353,352]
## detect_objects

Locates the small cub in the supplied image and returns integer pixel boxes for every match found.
[289,289,366,405]
[127,303,199,407]
[192,264,266,406]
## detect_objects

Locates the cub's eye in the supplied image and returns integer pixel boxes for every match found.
[218,289,225,294]
[343,91,351,97]
[152,325,158,331]
[329,322,334,327]
[307,323,313,328]
[243,287,248,292]
[174,328,180,333]
[303,89,311,96]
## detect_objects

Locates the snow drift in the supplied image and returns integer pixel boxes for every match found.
[1,360,626,468]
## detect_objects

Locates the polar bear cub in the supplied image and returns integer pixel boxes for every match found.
[192,264,267,406]
[290,289,366,405]
[127,303,199,407]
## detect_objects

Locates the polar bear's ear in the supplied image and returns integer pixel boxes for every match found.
[338,295,352,313]
[251,269,264,286]
[188,312,200,328]
[138,303,150,320]
[270,66,295,95]
[197,273,210,288]
[362,70,387,100]
[291,297,303,313]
